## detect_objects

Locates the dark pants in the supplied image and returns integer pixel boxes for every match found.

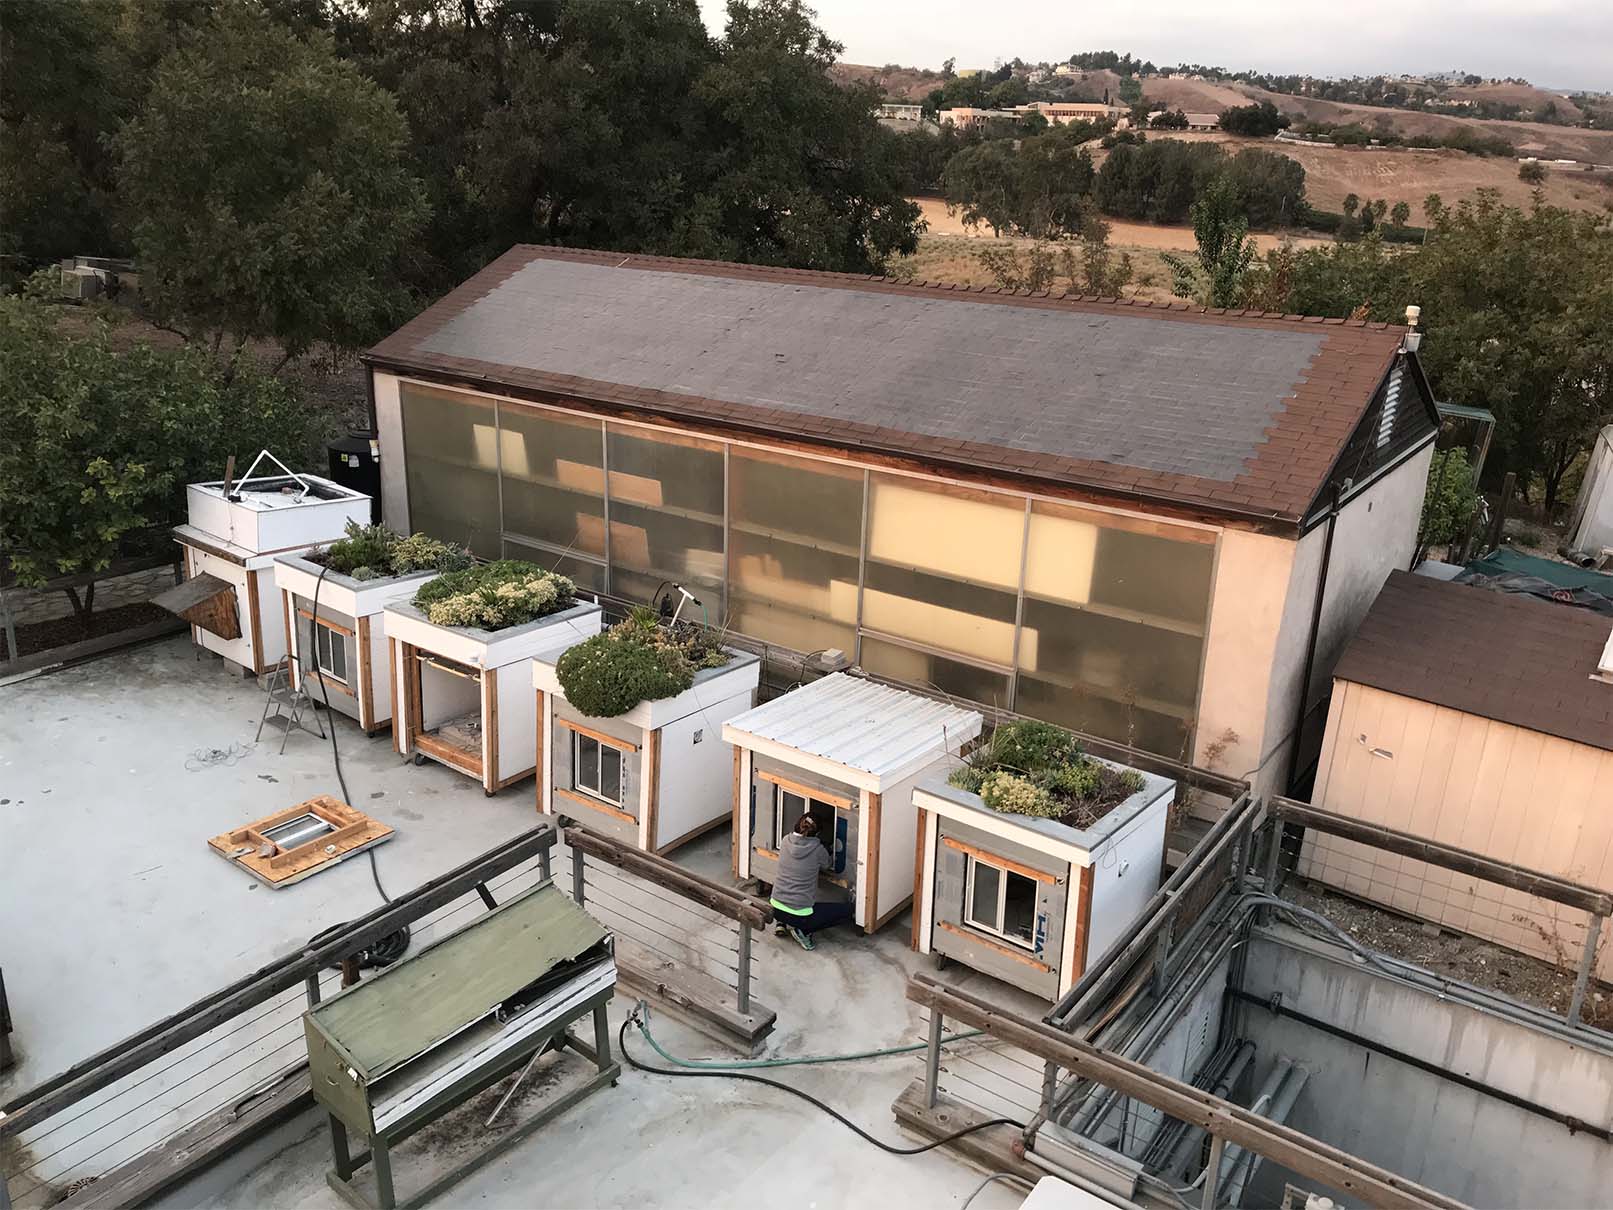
[781,900,855,936]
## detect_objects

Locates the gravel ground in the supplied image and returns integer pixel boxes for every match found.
[1286,878,1612,1029]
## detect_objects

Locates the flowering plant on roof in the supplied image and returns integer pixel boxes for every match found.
[411,560,575,631]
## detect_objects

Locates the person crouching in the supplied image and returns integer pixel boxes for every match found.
[769,815,853,950]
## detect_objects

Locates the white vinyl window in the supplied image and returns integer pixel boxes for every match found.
[313,621,348,683]
[574,732,625,806]
[964,856,1038,949]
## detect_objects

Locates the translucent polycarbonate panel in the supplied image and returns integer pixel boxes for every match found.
[1017,499,1212,755]
[400,383,501,557]
[728,448,862,653]
[858,635,1011,710]
[606,424,725,608]
[862,475,1024,665]
[1024,502,1214,625]
[498,405,606,556]
[1014,673,1195,762]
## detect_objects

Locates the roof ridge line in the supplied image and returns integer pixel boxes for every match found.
[503,244,1400,333]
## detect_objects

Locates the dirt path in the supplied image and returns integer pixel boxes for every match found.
[913,197,1328,252]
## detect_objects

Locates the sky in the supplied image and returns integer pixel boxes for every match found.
[697,0,1613,92]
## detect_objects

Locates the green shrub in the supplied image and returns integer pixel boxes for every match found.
[317,521,472,578]
[411,560,575,631]
[555,610,731,717]
[987,719,1079,771]
[977,771,1058,817]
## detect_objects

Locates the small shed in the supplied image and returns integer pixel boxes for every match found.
[384,599,601,794]
[170,460,371,676]
[273,555,435,734]
[533,641,760,854]
[722,674,983,934]
[1305,570,1613,980]
[912,762,1175,1000]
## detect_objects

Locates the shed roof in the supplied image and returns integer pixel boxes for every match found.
[1332,570,1613,753]
[722,673,983,788]
[366,245,1416,529]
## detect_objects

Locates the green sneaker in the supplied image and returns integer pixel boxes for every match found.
[789,925,815,951]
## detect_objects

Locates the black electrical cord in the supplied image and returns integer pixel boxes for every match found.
[617,1016,1024,1156]
[307,563,408,968]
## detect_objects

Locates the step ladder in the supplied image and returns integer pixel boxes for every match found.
[255,658,327,753]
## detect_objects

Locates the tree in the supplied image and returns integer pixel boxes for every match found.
[1162,174,1257,307]
[1418,449,1482,552]
[1070,215,1133,296]
[1518,160,1546,183]
[116,8,429,365]
[1342,193,1360,218]
[1218,100,1288,137]
[1389,200,1412,228]
[0,290,330,628]
[943,124,1095,239]
[1151,109,1189,130]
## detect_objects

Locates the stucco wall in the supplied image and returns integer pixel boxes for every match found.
[1198,443,1433,797]
[372,371,408,530]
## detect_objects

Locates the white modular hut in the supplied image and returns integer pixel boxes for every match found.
[532,644,761,854]
[723,674,983,934]
[272,555,436,734]
[172,463,371,676]
[912,763,1175,1000]
[384,599,602,794]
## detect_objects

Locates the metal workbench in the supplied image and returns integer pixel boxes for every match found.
[303,881,619,1209]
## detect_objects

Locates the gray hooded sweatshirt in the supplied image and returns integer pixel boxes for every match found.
[771,833,831,914]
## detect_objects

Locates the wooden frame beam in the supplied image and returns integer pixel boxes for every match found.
[1270,796,1613,916]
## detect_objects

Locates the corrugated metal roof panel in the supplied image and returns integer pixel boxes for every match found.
[724,673,983,783]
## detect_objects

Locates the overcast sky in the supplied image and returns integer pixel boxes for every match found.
[698,0,1613,92]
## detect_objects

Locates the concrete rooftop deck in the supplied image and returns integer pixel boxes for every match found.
[1,636,1031,1209]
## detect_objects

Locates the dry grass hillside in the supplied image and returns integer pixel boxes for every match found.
[830,62,943,100]
[1081,131,1613,224]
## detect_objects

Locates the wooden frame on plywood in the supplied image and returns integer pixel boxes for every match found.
[207,795,393,889]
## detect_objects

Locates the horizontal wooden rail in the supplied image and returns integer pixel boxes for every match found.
[1270,797,1613,917]
[910,975,1469,1210]
[563,822,772,930]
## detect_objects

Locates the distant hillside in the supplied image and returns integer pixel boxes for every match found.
[831,63,944,102]
[839,60,1613,163]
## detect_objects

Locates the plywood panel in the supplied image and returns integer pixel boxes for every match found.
[1313,681,1613,980]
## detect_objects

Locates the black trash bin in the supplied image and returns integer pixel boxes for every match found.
[327,433,382,525]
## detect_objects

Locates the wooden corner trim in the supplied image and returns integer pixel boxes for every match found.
[296,607,356,638]
[555,785,638,824]
[756,769,853,810]
[555,716,640,753]
[940,835,1059,884]
[937,919,1053,972]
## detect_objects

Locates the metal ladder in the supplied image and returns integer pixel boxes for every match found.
[255,658,326,753]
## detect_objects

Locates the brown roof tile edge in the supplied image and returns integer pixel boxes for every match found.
[1333,571,1613,754]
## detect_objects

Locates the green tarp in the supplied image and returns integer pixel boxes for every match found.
[1464,548,1613,594]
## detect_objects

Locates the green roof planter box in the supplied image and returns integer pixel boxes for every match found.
[912,743,1175,1002]
[383,565,601,795]
[532,634,760,854]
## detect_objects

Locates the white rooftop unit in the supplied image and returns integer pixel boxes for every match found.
[533,638,761,855]
[723,673,983,934]
[170,452,371,675]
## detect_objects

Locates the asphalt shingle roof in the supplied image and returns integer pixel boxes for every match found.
[366,246,1411,527]
[1333,571,1613,753]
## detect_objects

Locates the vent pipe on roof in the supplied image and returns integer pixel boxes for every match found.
[1402,304,1422,353]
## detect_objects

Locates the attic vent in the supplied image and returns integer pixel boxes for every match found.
[1376,365,1405,449]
